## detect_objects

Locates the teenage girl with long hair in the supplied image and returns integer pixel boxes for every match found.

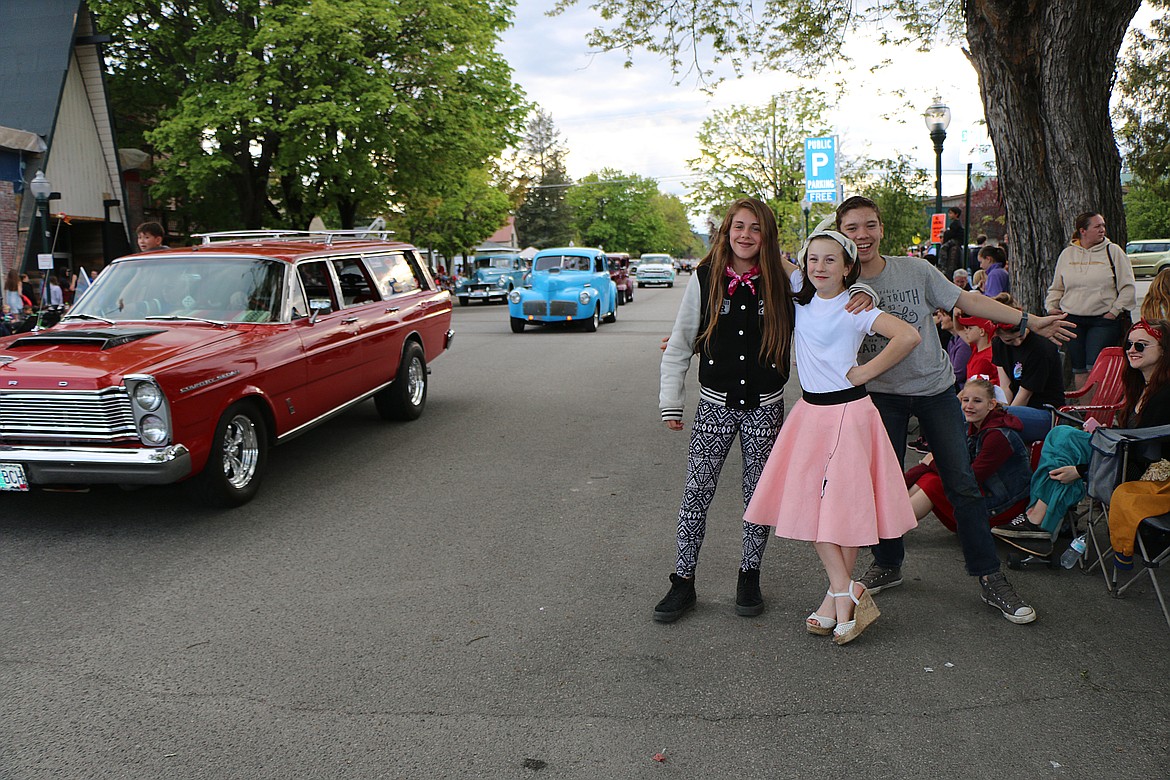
[655,197,797,622]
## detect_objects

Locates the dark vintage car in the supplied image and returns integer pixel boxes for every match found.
[606,252,634,304]
[0,231,454,506]
[455,253,528,305]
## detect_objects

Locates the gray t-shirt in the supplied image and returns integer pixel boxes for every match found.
[858,255,963,396]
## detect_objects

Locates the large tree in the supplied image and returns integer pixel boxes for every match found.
[95,0,525,231]
[568,169,682,255]
[553,0,1143,313]
[514,109,576,248]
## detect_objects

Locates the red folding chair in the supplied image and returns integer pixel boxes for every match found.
[1059,346,1127,427]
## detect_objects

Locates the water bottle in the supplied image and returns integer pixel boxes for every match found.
[1060,533,1088,568]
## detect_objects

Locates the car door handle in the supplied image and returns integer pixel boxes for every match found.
[341,317,359,324]
[385,307,400,314]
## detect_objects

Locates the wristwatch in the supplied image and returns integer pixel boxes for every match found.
[1018,311,1029,332]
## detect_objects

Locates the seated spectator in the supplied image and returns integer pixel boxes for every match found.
[971,269,987,293]
[952,268,971,290]
[1141,266,1170,321]
[994,319,1170,541]
[979,245,1010,297]
[936,307,971,391]
[905,378,1029,532]
[955,311,1006,401]
[991,293,1065,442]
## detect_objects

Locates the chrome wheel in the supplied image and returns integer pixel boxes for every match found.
[222,413,260,489]
[405,354,425,407]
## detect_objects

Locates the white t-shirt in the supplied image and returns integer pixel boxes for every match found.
[791,269,882,393]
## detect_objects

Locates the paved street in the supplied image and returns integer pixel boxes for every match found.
[2,283,1168,779]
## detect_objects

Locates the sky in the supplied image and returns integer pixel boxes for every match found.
[498,2,1155,227]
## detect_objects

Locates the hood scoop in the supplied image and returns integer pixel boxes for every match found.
[8,328,165,350]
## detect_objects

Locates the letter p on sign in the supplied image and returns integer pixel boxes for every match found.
[811,153,829,177]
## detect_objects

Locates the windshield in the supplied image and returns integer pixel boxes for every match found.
[475,256,516,270]
[640,255,671,264]
[69,256,286,323]
[534,255,593,272]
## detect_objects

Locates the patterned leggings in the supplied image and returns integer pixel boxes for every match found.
[674,399,785,577]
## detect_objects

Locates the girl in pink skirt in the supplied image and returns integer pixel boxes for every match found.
[745,227,920,644]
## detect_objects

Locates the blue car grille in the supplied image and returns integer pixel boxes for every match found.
[523,301,546,316]
[549,301,576,317]
[0,387,138,443]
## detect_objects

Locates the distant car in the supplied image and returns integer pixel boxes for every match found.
[1125,239,1170,279]
[606,252,634,304]
[0,231,453,506]
[456,253,528,305]
[507,247,618,333]
[636,253,676,288]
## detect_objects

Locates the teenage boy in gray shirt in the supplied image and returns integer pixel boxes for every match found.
[836,196,1075,624]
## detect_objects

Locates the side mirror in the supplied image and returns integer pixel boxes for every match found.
[308,298,331,324]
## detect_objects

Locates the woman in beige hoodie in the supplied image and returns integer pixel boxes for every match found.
[1045,211,1136,389]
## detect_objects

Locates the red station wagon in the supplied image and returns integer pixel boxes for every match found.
[0,230,454,506]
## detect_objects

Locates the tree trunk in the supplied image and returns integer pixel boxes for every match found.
[964,0,1140,315]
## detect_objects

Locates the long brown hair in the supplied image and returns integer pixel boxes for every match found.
[1119,319,1170,426]
[697,198,794,369]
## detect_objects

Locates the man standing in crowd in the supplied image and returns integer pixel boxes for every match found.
[835,196,1074,625]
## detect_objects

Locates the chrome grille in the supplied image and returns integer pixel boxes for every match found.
[0,387,139,443]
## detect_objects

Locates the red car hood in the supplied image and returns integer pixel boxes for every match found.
[0,323,247,390]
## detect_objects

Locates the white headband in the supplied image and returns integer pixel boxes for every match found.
[796,215,858,267]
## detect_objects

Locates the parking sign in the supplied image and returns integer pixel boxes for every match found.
[805,136,838,204]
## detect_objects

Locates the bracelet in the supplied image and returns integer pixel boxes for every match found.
[1018,311,1029,332]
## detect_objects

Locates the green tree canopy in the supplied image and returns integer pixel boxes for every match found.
[514,109,576,248]
[567,170,687,255]
[551,0,1142,314]
[95,0,526,231]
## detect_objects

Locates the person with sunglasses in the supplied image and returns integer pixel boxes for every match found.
[993,319,1170,543]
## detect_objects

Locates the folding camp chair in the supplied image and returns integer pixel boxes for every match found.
[1082,423,1170,593]
[1114,511,1170,629]
[1058,346,1127,427]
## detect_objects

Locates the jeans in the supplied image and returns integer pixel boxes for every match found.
[1064,313,1123,373]
[870,390,1001,577]
[1003,405,1054,443]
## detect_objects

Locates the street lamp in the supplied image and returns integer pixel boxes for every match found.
[28,171,55,329]
[800,198,810,241]
[923,95,951,229]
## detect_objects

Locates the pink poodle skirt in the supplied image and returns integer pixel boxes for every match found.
[745,393,918,547]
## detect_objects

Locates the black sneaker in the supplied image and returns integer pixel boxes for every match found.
[653,574,696,623]
[908,436,931,454]
[980,571,1037,624]
[735,567,764,616]
[857,561,903,594]
[992,513,1050,540]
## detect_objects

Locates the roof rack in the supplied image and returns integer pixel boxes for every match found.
[192,229,396,246]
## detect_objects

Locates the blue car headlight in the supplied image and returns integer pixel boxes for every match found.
[497,277,509,288]
[508,290,522,304]
[578,290,592,305]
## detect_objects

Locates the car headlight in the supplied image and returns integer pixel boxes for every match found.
[139,414,168,446]
[132,381,163,411]
[578,291,592,305]
[508,290,521,304]
[497,277,509,288]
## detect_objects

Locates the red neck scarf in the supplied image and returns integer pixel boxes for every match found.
[725,265,760,296]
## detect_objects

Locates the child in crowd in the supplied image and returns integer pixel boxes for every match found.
[955,312,1005,400]
[990,293,1065,442]
[745,225,920,645]
[904,378,1029,532]
[936,307,971,391]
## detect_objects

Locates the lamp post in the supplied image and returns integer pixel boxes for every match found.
[800,198,810,241]
[923,96,950,254]
[29,171,53,311]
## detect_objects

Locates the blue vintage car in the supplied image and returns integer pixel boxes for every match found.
[456,253,528,305]
[507,247,618,333]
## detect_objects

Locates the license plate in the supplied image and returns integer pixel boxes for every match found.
[471,291,488,297]
[0,463,29,491]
